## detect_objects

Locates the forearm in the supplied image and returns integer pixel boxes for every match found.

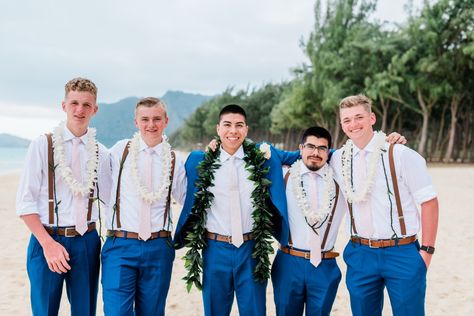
[420,197,439,247]
[21,214,54,247]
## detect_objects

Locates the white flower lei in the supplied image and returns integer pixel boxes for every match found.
[289,160,336,224]
[341,131,386,203]
[128,132,172,204]
[52,121,98,197]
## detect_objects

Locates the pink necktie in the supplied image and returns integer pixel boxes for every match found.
[229,157,244,247]
[139,148,153,241]
[356,149,374,237]
[71,138,87,235]
[307,172,321,267]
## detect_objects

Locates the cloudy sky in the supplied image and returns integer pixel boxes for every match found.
[0,0,420,139]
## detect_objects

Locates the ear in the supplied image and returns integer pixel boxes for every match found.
[134,117,139,129]
[216,123,220,134]
[299,143,304,156]
[370,112,376,126]
[61,101,66,112]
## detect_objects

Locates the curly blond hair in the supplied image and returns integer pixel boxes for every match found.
[64,77,97,99]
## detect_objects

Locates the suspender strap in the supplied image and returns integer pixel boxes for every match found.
[115,141,130,229]
[162,151,176,228]
[388,144,407,235]
[46,133,55,225]
[87,186,95,221]
[321,181,339,249]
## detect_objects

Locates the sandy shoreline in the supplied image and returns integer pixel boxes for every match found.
[2,166,473,315]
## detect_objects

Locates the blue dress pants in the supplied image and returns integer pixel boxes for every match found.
[271,249,342,316]
[101,236,175,316]
[202,239,267,316]
[343,240,427,316]
[26,229,101,316]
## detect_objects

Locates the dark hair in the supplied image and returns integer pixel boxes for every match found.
[218,104,247,122]
[301,126,332,149]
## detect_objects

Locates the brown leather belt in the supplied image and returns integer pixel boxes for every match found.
[279,245,339,260]
[44,222,96,237]
[106,230,171,240]
[351,235,417,248]
[207,232,253,244]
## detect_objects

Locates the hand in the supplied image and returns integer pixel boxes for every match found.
[419,250,432,269]
[42,239,71,274]
[206,139,218,152]
[386,132,407,145]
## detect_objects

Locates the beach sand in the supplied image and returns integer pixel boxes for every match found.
[2,166,473,315]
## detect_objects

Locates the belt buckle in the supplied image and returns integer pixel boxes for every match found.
[304,252,311,259]
[64,227,76,237]
[368,239,377,248]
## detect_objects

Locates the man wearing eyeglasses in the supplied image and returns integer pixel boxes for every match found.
[271,126,347,316]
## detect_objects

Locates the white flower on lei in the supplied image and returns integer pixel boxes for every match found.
[289,160,336,225]
[259,142,271,159]
[128,132,172,204]
[341,131,386,203]
[52,121,98,197]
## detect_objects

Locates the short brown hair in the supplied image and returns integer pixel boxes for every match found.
[135,97,167,116]
[339,94,372,112]
[65,77,97,99]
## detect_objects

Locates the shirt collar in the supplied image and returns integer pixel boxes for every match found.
[219,145,245,162]
[139,137,163,153]
[63,125,90,144]
[353,132,377,157]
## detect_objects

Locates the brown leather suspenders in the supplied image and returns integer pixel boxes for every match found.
[46,133,55,224]
[347,144,406,236]
[45,133,95,225]
[389,144,407,235]
[114,143,176,230]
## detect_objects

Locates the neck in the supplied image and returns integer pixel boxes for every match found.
[221,144,239,156]
[352,131,374,150]
[66,122,88,137]
[142,135,163,148]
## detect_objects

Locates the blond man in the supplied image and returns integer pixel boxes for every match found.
[331,95,439,316]
[102,97,186,316]
[16,78,111,315]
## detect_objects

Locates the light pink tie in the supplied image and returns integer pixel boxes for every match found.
[71,138,87,235]
[229,157,244,247]
[307,172,321,267]
[356,149,374,237]
[139,148,153,241]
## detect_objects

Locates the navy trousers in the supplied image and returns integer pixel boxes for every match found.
[343,240,427,316]
[202,239,267,316]
[101,236,175,316]
[271,249,342,316]
[26,229,101,316]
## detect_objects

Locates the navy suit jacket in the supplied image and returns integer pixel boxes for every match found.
[174,144,299,249]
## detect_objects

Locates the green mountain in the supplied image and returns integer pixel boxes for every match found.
[0,133,31,147]
[91,91,212,147]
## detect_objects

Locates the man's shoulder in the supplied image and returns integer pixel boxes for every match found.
[186,150,205,166]
[109,139,130,155]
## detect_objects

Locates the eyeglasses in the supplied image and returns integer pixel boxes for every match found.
[302,143,328,153]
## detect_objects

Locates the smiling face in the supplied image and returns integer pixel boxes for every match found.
[216,112,248,155]
[135,104,169,147]
[299,135,329,171]
[340,104,376,148]
[62,91,98,136]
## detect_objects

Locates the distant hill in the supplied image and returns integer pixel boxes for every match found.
[0,133,31,147]
[91,91,212,147]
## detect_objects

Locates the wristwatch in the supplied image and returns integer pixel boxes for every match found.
[420,245,435,254]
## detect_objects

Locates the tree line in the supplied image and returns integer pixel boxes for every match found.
[172,0,474,162]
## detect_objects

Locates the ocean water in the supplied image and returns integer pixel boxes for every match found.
[0,147,28,175]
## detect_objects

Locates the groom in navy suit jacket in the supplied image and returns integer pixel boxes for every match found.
[175,104,298,315]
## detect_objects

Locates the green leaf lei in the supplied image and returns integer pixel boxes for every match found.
[182,137,273,292]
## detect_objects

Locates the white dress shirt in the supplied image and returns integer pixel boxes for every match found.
[107,138,187,233]
[206,145,255,235]
[286,163,347,251]
[16,126,112,226]
[331,134,438,239]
